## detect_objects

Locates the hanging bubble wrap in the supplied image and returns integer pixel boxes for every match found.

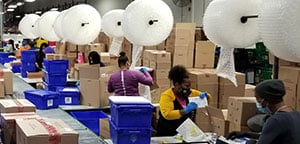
[62,4,101,45]
[258,0,300,62]
[38,11,61,41]
[102,9,125,56]
[18,14,40,39]
[203,0,261,86]
[122,0,173,99]
[53,10,68,41]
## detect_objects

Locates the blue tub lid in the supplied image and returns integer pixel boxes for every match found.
[25,90,59,97]
[109,96,151,104]
[57,87,80,93]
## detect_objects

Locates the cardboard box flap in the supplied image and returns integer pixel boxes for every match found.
[1,112,37,121]
[206,106,225,120]
[16,118,78,137]
[0,99,36,113]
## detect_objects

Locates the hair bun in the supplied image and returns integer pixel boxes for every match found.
[119,52,126,56]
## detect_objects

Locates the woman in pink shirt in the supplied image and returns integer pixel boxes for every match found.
[107,52,153,96]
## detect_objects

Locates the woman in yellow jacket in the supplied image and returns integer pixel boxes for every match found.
[156,65,212,136]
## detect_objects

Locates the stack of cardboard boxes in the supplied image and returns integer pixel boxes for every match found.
[0,69,13,97]
[194,41,216,69]
[79,65,118,107]
[166,23,195,68]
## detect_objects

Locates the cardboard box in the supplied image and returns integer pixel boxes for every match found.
[154,69,169,79]
[89,43,106,55]
[188,69,218,84]
[79,65,117,80]
[100,52,111,64]
[279,66,300,84]
[195,108,212,132]
[53,54,67,60]
[207,106,229,136]
[269,52,298,66]
[296,83,300,111]
[245,84,256,97]
[151,88,161,104]
[99,118,110,139]
[0,79,4,97]
[149,61,171,70]
[1,112,38,144]
[55,42,66,54]
[149,51,171,63]
[195,41,216,68]
[155,78,171,86]
[46,54,55,60]
[0,99,36,113]
[229,122,250,132]
[80,77,112,107]
[1,69,13,95]
[67,56,76,70]
[27,72,44,79]
[284,82,297,108]
[227,97,258,126]
[16,118,78,144]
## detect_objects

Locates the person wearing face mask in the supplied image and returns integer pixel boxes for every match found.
[107,52,153,96]
[226,79,300,144]
[156,65,212,136]
[17,39,31,57]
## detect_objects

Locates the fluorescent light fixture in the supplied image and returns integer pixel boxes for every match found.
[35,11,42,14]
[16,15,21,18]
[50,8,58,11]
[25,0,36,2]
[17,2,24,6]
[7,9,14,12]
[8,5,17,8]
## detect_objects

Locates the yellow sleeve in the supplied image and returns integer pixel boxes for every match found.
[189,89,212,103]
[159,89,182,120]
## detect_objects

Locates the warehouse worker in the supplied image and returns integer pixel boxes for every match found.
[17,39,31,57]
[226,79,300,144]
[35,43,48,72]
[156,65,212,136]
[107,52,153,96]
[88,51,105,67]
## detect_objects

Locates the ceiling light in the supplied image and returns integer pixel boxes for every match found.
[8,5,17,9]
[17,2,24,6]
[50,8,58,11]
[25,0,36,2]
[35,11,42,14]
[16,15,21,18]
[7,9,14,12]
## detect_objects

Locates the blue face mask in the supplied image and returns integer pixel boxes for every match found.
[256,102,266,113]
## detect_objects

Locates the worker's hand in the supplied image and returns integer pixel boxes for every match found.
[184,102,198,114]
[226,131,246,140]
[199,92,208,99]
[139,67,147,73]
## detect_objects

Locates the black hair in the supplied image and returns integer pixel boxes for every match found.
[29,41,35,48]
[88,51,101,65]
[168,65,189,85]
[40,43,48,49]
[8,39,15,51]
[118,52,129,67]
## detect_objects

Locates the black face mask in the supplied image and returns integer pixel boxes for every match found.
[180,88,191,97]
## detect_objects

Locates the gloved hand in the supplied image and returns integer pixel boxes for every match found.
[139,67,147,73]
[226,131,247,140]
[184,102,198,114]
[199,92,208,99]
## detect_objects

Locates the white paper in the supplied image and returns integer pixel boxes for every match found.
[189,97,208,108]
[108,96,151,104]
[176,118,206,142]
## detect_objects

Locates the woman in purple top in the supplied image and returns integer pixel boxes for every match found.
[108,52,153,96]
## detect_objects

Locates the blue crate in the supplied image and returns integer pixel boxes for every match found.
[110,102,153,128]
[43,59,69,74]
[12,64,21,73]
[21,50,36,62]
[56,87,80,105]
[70,110,108,135]
[43,82,64,91]
[20,67,27,78]
[0,57,16,64]
[0,52,9,58]
[44,71,67,85]
[109,120,152,144]
[21,61,36,72]
[24,90,59,110]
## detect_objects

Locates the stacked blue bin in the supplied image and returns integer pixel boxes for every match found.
[21,50,36,77]
[56,87,80,105]
[43,59,69,91]
[24,90,60,109]
[0,52,14,64]
[109,96,153,144]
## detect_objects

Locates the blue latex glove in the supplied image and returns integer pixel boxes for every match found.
[199,92,208,99]
[184,102,198,114]
[76,80,80,86]
[139,67,147,73]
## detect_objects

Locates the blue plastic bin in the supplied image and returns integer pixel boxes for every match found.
[43,59,69,74]
[110,102,153,128]
[21,61,36,72]
[70,110,108,135]
[56,87,80,105]
[21,50,36,62]
[0,57,15,64]
[0,52,9,58]
[109,120,152,144]
[24,90,59,109]
[12,64,21,73]
[20,67,27,78]
[44,71,67,85]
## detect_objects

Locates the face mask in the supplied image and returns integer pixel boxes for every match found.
[180,88,191,97]
[256,102,271,114]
